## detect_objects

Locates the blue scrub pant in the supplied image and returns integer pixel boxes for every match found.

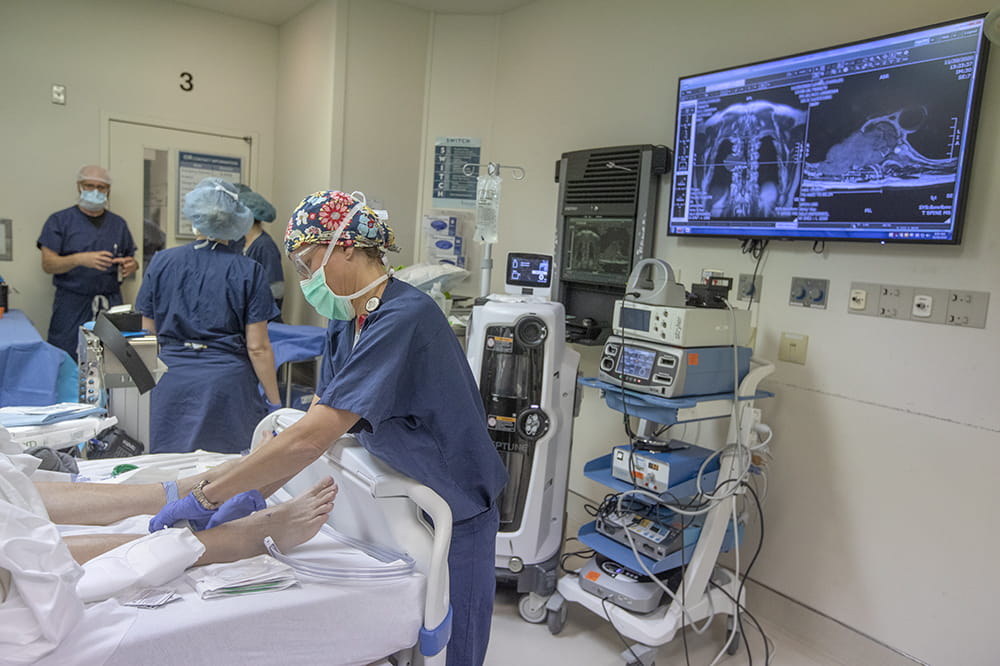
[47,288,121,360]
[447,503,499,666]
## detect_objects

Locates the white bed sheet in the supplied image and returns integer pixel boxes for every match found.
[50,516,426,665]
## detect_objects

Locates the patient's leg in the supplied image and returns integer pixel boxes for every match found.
[193,476,337,565]
[62,477,337,566]
[34,458,264,525]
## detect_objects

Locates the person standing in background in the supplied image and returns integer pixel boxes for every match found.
[37,165,138,360]
[137,178,281,454]
[235,184,284,321]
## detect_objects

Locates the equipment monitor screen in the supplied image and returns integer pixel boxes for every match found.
[619,307,651,332]
[667,15,991,244]
[506,252,553,288]
[617,346,656,380]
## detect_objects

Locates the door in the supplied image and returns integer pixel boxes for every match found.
[108,120,253,304]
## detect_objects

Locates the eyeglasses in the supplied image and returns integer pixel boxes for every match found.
[290,245,320,280]
[79,182,110,193]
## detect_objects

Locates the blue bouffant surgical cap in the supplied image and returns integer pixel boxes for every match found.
[235,184,277,223]
[182,178,254,241]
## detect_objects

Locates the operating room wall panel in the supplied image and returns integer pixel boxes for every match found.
[339,0,431,269]
[0,0,279,335]
[738,384,1000,666]
[455,0,1000,663]
[419,13,500,297]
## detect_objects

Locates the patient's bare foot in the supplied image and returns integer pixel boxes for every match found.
[196,477,337,564]
[245,476,337,552]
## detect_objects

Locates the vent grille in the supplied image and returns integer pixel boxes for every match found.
[564,148,641,206]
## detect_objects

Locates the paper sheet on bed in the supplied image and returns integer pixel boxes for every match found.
[187,554,298,598]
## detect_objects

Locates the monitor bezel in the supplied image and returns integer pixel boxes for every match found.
[666,13,992,245]
[505,252,554,288]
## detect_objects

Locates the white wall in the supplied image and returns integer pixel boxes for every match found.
[425,1,1000,664]
[0,0,278,334]
[275,0,431,326]
[274,0,345,326]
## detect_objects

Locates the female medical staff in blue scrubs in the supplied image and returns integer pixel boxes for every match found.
[136,178,281,454]
[37,165,138,359]
[151,190,507,666]
[234,184,285,319]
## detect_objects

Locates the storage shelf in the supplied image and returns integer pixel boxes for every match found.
[578,376,773,424]
[582,448,720,500]
[577,520,740,575]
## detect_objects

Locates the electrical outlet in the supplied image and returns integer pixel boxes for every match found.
[778,332,808,364]
[789,277,828,309]
[737,273,762,302]
[51,83,66,105]
[909,287,949,324]
[847,282,880,316]
[945,289,990,328]
[876,284,913,320]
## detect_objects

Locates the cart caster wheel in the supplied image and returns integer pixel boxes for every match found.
[726,616,741,655]
[546,603,568,635]
[517,593,546,624]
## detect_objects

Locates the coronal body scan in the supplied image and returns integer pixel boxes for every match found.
[803,107,959,189]
[697,101,807,219]
[561,217,633,285]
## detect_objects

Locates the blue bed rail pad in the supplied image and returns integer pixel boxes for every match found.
[419,604,453,656]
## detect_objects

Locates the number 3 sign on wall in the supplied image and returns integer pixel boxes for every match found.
[180,72,193,92]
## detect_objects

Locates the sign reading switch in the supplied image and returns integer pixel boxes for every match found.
[778,332,808,365]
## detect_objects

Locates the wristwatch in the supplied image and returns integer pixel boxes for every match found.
[192,479,220,510]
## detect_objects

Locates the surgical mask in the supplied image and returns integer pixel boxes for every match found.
[300,266,389,321]
[79,189,107,211]
[296,191,388,320]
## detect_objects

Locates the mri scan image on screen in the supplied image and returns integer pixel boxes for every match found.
[668,15,991,244]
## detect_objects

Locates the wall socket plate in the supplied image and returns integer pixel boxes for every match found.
[945,290,990,327]
[848,282,989,328]
[778,332,808,364]
[51,83,66,105]
[737,273,762,302]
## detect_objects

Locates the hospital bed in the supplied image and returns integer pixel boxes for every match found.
[36,409,453,666]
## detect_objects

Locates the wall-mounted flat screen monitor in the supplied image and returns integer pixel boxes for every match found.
[667,15,991,244]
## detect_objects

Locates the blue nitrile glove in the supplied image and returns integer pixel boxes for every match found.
[205,489,266,529]
[148,493,217,532]
[265,399,282,414]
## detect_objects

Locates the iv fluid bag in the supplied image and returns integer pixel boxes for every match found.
[475,174,501,243]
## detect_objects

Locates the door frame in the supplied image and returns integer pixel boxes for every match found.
[101,112,260,189]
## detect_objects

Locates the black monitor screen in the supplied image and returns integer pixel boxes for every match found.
[668,15,991,244]
[506,252,552,288]
[561,217,635,285]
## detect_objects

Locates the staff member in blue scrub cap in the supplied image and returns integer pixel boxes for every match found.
[234,184,285,319]
[37,165,138,360]
[136,178,282,454]
[150,190,507,666]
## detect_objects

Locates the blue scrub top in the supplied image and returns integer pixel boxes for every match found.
[136,241,279,352]
[242,231,284,286]
[37,206,135,296]
[317,278,506,522]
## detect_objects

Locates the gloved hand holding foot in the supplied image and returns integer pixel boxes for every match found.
[149,493,217,532]
[206,489,266,529]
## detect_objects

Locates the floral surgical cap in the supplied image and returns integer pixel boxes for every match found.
[284,190,399,255]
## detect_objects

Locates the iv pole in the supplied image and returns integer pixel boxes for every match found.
[463,161,526,297]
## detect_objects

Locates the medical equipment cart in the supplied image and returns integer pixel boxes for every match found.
[546,358,774,666]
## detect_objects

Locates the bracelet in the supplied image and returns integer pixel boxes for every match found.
[192,479,220,510]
